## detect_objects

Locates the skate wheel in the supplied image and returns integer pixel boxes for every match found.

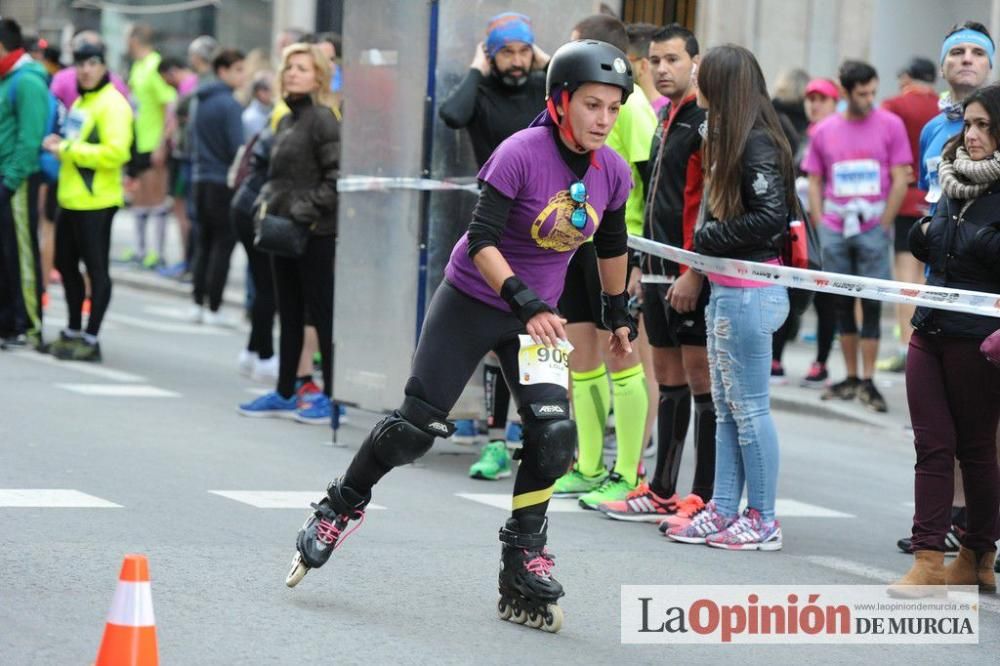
[526,610,544,629]
[497,596,512,620]
[285,553,309,588]
[511,605,528,624]
[542,604,564,633]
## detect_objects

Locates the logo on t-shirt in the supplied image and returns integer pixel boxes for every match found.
[530,190,596,252]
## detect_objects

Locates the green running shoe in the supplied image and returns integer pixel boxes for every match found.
[578,472,636,511]
[142,250,162,269]
[876,351,906,373]
[54,339,102,362]
[469,440,512,480]
[552,466,608,499]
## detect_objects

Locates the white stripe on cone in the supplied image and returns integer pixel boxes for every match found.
[106,581,156,627]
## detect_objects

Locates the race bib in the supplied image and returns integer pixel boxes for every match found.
[832,159,881,197]
[63,108,87,141]
[517,335,573,388]
[925,156,942,204]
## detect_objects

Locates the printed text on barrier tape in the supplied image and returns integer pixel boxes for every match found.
[628,235,1000,319]
[338,176,480,193]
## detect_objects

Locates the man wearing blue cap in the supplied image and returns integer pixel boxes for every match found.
[439,12,550,482]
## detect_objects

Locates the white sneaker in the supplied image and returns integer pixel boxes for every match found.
[204,309,235,328]
[238,349,258,377]
[188,304,205,323]
[251,355,279,383]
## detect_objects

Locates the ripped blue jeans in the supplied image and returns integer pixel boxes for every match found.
[705,284,789,521]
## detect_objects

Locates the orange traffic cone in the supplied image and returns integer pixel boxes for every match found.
[95,554,158,666]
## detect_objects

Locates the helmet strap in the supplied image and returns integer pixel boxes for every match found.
[546,89,585,153]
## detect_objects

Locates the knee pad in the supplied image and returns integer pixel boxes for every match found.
[520,401,576,479]
[370,395,455,468]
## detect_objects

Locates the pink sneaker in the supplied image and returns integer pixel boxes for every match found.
[705,507,783,551]
[665,501,735,544]
[657,494,706,532]
[597,482,679,522]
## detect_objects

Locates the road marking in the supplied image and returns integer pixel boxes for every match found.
[56,383,181,397]
[456,494,855,517]
[106,312,231,336]
[143,304,198,320]
[11,349,145,382]
[0,489,122,508]
[209,491,386,510]
[803,555,1000,615]
[245,388,270,396]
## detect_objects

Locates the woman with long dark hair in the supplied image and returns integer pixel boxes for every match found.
[888,84,1000,597]
[665,44,793,550]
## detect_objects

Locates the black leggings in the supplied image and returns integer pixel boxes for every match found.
[273,233,335,398]
[231,206,276,359]
[835,295,882,339]
[54,207,116,336]
[344,281,569,523]
[192,182,236,311]
[772,290,837,365]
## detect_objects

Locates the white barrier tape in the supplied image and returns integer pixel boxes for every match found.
[628,235,1000,319]
[338,176,480,193]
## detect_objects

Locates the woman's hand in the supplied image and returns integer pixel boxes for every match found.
[526,311,568,348]
[666,270,703,313]
[41,134,61,155]
[608,326,633,357]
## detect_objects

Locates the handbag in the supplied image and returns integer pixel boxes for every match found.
[254,201,309,258]
[982,328,1000,368]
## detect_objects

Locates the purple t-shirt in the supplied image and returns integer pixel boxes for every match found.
[50,66,131,110]
[445,126,632,311]
[801,108,912,233]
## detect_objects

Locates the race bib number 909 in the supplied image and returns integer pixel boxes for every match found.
[517,335,573,388]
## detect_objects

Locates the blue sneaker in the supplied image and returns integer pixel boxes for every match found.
[238,391,297,418]
[505,421,523,443]
[453,419,480,444]
[296,394,332,425]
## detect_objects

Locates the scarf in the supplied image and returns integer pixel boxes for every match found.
[938,93,964,121]
[938,145,1000,202]
[0,48,25,78]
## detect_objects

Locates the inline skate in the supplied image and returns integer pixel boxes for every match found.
[285,479,369,587]
[497,516,565,633]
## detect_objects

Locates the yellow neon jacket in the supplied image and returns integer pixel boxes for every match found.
[56,80,134,211]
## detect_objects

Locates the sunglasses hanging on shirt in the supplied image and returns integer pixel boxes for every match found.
[569,181,587,229]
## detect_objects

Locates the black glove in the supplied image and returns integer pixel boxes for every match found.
[601,289,639,341]
[500,276,552,324]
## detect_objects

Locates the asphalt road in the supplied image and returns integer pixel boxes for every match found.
[1,281,997,665]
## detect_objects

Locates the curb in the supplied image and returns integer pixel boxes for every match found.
[770,391,898,429]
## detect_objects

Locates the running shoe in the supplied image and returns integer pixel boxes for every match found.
[295,379,323,406]
[897,525,965,555]
[665,501,735,544]
[505,421,523,443]
[657,494,707,532]
[770,360,787,385]
[468,440,512,480]
[579,472,636,510]
[238,349,257,377]
[857,378,888,413]
[53,338,102,362]
[452,419,480,444]
[706,507,783,551]
[251,355,279,383]
[876,350,906,373]
[48,331,79,358]
[598,482,679,522]
[296,394,332,425]
[821,377,858,401]
[0,333,28,350]
[142,250,163,270]
[800,362,828,388]
[552,466,608,499]
[238,391,298,418]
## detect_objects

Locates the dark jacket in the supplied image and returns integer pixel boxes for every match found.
[643,95,705,277]
[192,80,243,184]
[438,69,546,167]
[694,128,788,262]
[260,95,340,236]
[908,186,1000,339]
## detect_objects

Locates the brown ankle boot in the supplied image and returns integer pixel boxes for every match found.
[887,550,946,598]
[945,546,997,593]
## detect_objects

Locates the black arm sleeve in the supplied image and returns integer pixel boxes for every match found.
[466,182,514,258]
[593,204,628,259]
[438,69,484,130]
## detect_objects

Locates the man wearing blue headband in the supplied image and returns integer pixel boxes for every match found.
[899,20,995,565]
[440,12,551,482]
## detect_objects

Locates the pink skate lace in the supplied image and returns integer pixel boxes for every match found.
[316,511,366,549]
[524,549,555,578]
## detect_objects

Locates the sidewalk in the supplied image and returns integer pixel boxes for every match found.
[108,208,247,307]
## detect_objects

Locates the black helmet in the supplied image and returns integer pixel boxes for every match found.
[545,39,633,104]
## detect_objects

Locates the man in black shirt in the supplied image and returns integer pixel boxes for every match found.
[439,11,550,168]
[437,12,550,481]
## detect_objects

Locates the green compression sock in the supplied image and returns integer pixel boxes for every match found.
[610,363,649,486]
[571,364,610,477]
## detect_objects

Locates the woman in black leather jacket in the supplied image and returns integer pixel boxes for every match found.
[664,45,793,552]
[238,43,341,423]
[890,84,1000,597]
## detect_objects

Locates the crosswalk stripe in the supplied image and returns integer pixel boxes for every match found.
[456,493,586,513]
[11,348,145,382]
[56,383,181,397]
[209,491,386,510]
[0,489,122,508]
